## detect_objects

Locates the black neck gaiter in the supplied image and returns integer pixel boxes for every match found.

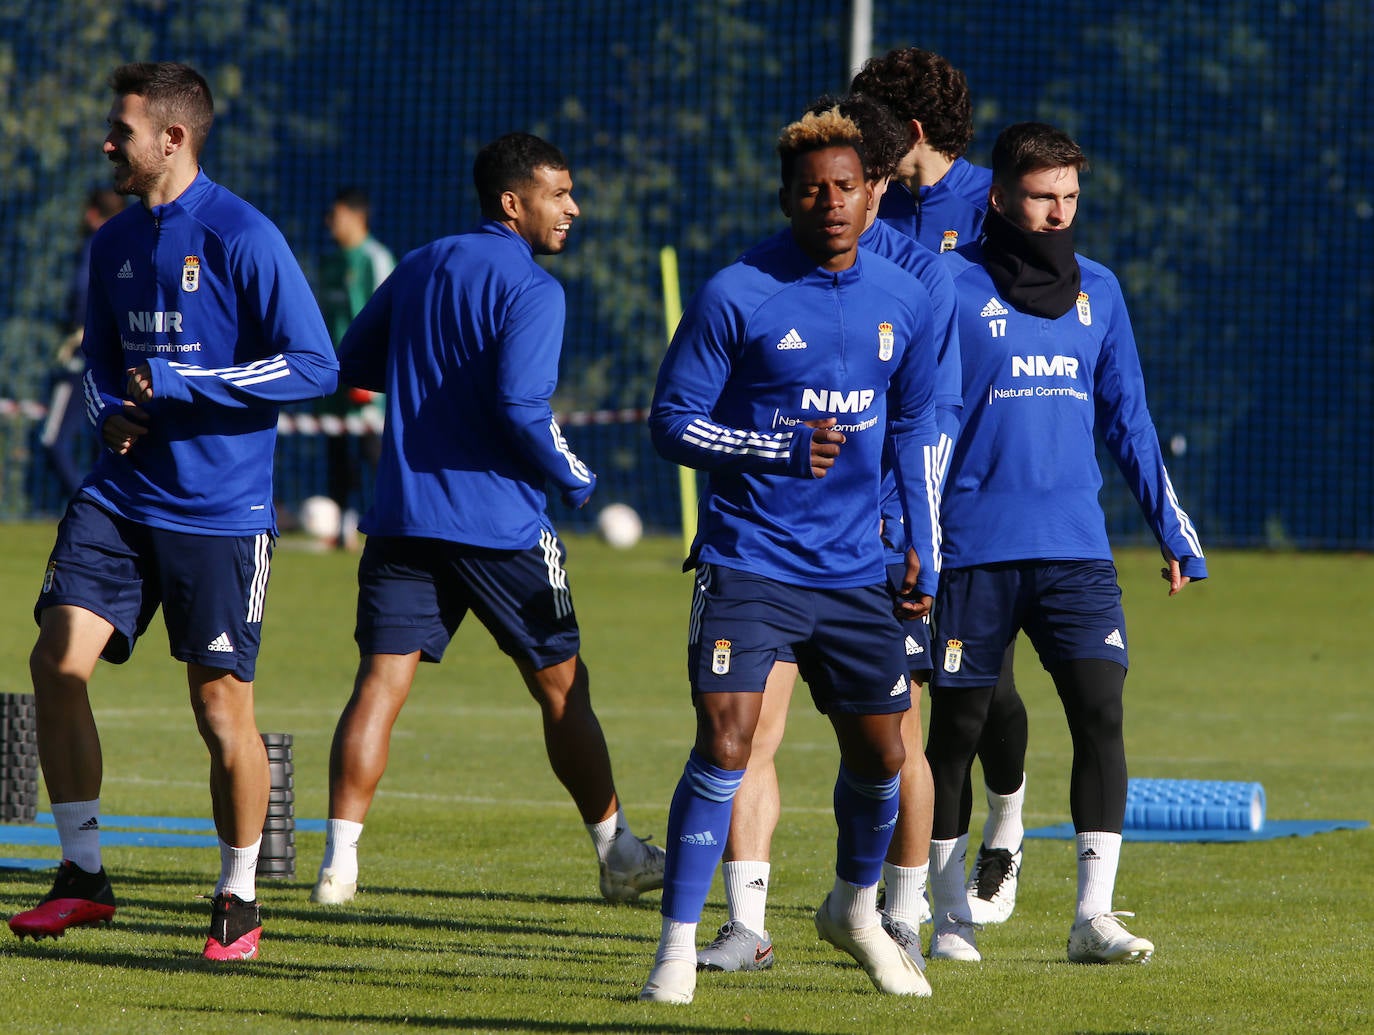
[981,207,1081,319]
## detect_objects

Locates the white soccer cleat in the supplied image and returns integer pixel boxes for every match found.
[310,868,357,905]
[639,958,696,1004]
[814,893,932,997]
[600,835,666,903]
[966,844,1022,925]
[930,912,982,962]
[1067,911,1154,964]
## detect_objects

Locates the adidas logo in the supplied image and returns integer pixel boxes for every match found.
[1079,847,1099,860]
[775,328,808,350]
[78,817,100,831]
[890,676,908,697]
[207,632,235,653]
[745,877,767,891]
[117,260,134,280]
[1104,629,1125,649]
[904,635,925,657]
[980,297,1009,318]
[680,830,718,846]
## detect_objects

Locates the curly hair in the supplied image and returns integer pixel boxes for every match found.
[776,107,866,190]
[805,92,906,182]
[849,47,973,161]
[473,132,569,219]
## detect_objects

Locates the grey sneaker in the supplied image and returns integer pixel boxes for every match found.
[1067,911,1154,964]
[880,914,927,973]
[966,844,1021,925]
[599,835,665,903]
[696,920,774,972]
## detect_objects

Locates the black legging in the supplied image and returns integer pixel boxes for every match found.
[927,657,1127,839]
[975,640,1028,794]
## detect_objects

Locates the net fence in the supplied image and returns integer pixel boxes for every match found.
[2,0,1369,548]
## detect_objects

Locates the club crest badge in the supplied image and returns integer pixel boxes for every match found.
[43,560,56,594]
[943,638,964,674]
[182,255,200,293]
[940,229,959,253]
[878,321,894,361]
[712,638,732,675]
[1076,290,1091,326]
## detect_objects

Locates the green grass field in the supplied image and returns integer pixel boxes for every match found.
[1,522,1371,1033]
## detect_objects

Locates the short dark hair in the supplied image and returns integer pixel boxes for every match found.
[806,92,906,182]
[990,122,1088,188]
[473,133,569,219]
[850,48,973,161]
[86,187,125,220]
[777,108,866,191]
[331,186,371,216]
[109,62,215,155]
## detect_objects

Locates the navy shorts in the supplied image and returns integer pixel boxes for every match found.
[687,564,911,716]
[887,559,934,679]
[36,496,272,681]
[931,560,1127,689]
[355,532,580,669]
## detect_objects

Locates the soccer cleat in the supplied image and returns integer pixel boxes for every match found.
[1067,911,1154,964]
[639,958,696,1004]
[310,868,357,905]
[8,860,116,940]
[202,893,262,961]
[880,913,927,973]
[930,912,982,962]
[599,834,666,903]
[696,920,774,972]
[966,844,1022,925]
[814,893,931,997]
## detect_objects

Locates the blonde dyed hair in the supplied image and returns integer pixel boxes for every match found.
[777,107,867,189]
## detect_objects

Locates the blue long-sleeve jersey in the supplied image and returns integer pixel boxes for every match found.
[80,171,338,535]
[876,157,993,255]
[942,243,1207,576]
[650,230,942,593]
[339,221,595,549]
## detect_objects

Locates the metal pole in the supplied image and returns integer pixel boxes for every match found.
[848,0,874,81]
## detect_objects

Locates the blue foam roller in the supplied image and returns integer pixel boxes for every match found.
[1125,778,1266,831]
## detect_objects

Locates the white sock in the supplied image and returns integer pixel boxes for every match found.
[321,818,364,881]
[52,799,102,873]
[828,876,880,929]
[216,836,261,902]
[1075,830,1123,922]
[929,835,971,922]
[587,808,629,865]
[983,773,1027,850]
[722,860,771,934]
[655,917,698,964]
[882,861,928,926]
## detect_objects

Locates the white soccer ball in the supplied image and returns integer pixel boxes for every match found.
[596,502,642,550]
[299,495,342,541]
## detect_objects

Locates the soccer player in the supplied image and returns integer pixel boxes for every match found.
[695,93,957,977]
[639,107,941,1005]
[925,122,1206,964]
[311,132,664,909]
[316,186,396,550]
[9,62,339,961]
[853,47,1030,925]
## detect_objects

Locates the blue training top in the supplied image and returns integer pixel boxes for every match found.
[649,229,942,594]
[876,157,993,255]
[80,170,338,535]
[943,241,1207,576]
[339,220,596,549]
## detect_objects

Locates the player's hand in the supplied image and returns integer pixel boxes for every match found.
[126,363,154,405]
[895,547,931,618]
[1159,557,1190,596]
[805,417,845,478]
[103,402,150,454]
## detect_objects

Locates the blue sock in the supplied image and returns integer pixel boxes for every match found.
[833,765,900,886]
[661,750,743,923]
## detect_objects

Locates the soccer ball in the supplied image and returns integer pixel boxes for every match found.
[596,503,642,550]
[299,495,342,541]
